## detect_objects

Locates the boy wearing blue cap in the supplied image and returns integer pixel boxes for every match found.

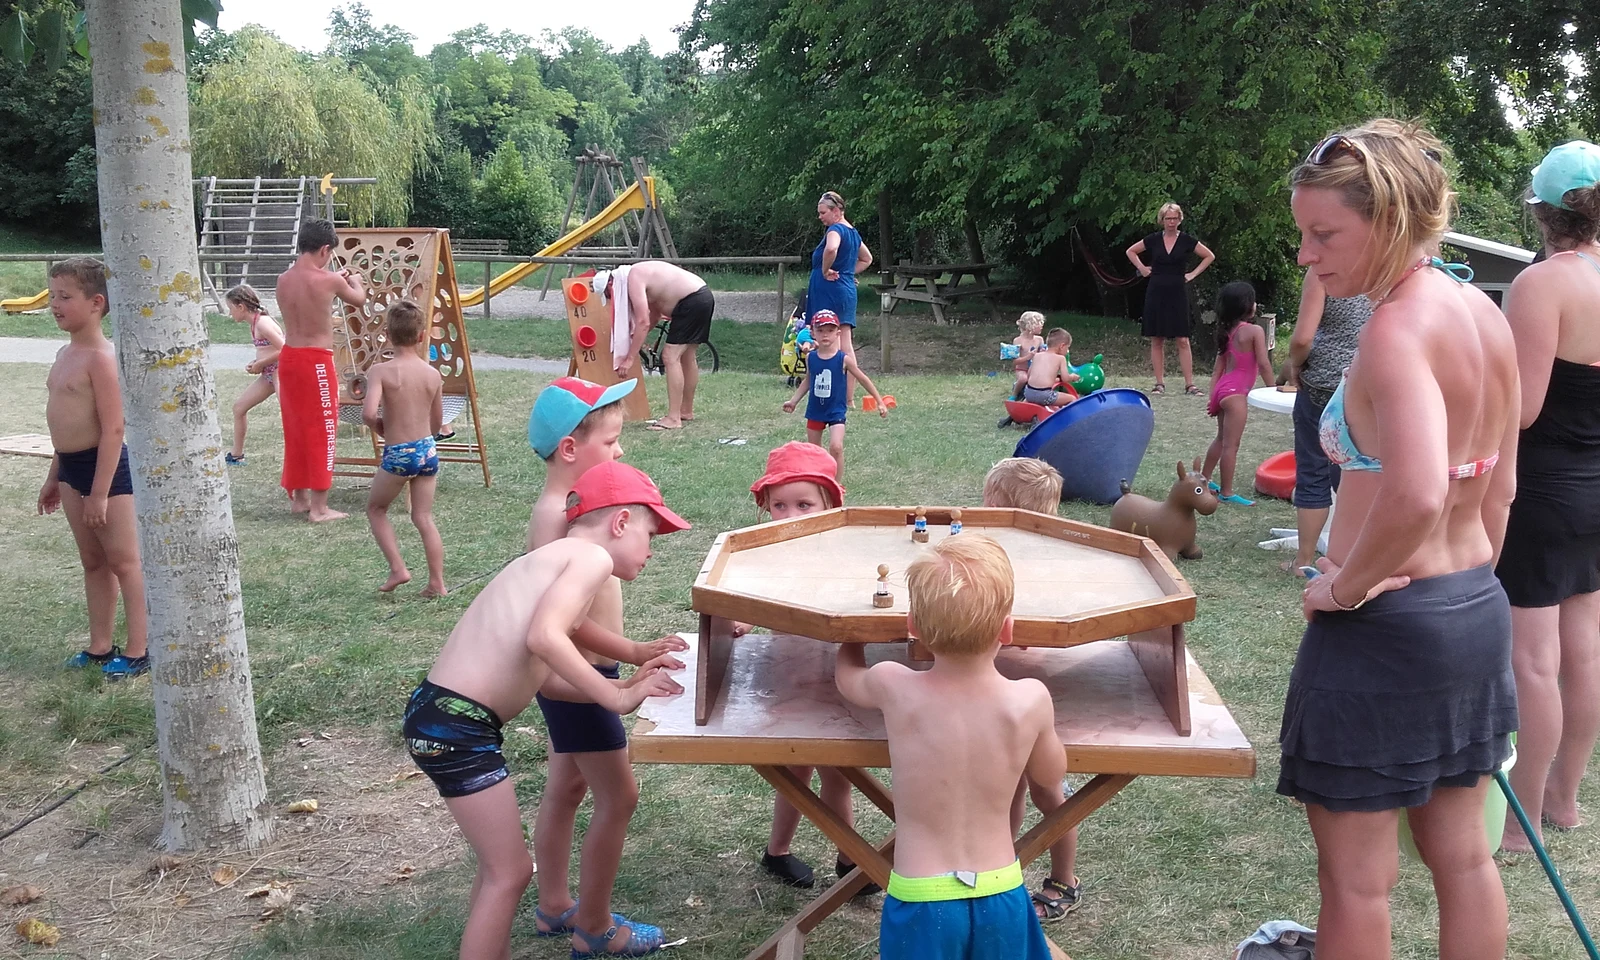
[524,377,689,955]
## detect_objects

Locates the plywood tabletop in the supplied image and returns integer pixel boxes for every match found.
[635,633,1255,779]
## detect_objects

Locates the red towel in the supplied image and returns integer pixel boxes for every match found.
[277,345,338,492]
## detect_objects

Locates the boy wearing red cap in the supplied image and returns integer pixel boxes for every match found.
[524,379,688,956]
[782,309,887,479]
[739,442,870,892]
[404,461,687,960]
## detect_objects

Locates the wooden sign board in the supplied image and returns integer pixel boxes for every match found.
[563,278,649,421]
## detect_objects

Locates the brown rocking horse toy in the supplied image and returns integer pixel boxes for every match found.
[1108,458,1220,560]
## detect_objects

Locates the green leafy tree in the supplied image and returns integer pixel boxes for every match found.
[325,3,431,87]
[473,141,561,251]
[542,28,639,150]
[190,27,437,224]
[0,44,96,232]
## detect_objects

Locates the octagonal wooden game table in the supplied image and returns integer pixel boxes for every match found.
[633,632,1255,960]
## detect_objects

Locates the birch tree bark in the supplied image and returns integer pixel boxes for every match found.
[85,0,271,851]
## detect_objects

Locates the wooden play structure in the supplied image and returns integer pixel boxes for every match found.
[457,150,674,310]
[536,148,678,301]
[691,506,1198,733]
[561,277,650,420]
[329,227,491,486]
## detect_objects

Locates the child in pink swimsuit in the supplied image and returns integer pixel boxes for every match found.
[224,283,283,466]
[1201,282,1274,504]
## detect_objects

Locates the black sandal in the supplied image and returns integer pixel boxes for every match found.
[1151,382,1166,395]
[761,851,815,888]
[1032,877,1082,923]
[836,858,882,897]
[1185,384,1201,396]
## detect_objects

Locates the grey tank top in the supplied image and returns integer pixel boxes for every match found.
[1300,294,1374,396]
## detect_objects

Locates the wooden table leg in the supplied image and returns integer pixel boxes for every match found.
[695,614,734,726]
[755,765,893,888]
[1015,773,1136,866]
[1129,623,1191,735]
[743,832,897,960]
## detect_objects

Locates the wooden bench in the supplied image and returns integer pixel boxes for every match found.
[880,261,1011,324]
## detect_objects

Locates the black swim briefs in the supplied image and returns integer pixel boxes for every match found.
[535,662,628,754]
[56,444,133,497]
[666,286,714,345]
[403,679,509,798]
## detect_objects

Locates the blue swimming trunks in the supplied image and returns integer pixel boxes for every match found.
[381,436,439,477]
[879,862,1053,960]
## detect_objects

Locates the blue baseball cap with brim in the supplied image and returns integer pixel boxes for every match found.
[529,376,637,458]
[1528,141,1600,210]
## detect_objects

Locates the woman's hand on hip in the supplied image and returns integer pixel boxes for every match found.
[824,268,840,282]
[1301,557,1411,621]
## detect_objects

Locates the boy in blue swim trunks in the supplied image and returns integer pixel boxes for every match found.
[362,299,447,596]
[37,258,149,678]
[836,534,1064,960]
[781,309,887,479]
[525,378,689,956]
[404,460,687,960]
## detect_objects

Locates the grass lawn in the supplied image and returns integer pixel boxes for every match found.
[1,358,1595,959]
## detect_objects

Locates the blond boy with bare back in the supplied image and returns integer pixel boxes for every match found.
[1021,328,1080,410]
[275,217,367,522]
[983,458,1083,921]
[603,260,713,431]
[836,535,1060,959]
[404,461,686,960]
[362,300,447,596]
[523,378,688,955]
[37,258,149,679]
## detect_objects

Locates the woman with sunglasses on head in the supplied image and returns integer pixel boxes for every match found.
[808,191,873,406]
[1126,202,1215,395]
[1280,119,1520,960]
[1493,141,1600,854]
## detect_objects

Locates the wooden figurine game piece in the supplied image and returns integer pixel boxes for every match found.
[949,508,963,536]
[912,507,929,543]
[872,564,893,608]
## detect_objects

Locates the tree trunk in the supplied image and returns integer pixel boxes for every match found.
[86,0,272,851]
[963,215,985,264]
[877,188,893,276]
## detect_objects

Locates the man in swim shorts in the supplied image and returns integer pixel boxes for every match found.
[606,259,713,431]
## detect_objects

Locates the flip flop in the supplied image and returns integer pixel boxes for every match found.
[1219,493,1256,506]
[645,420,682,431]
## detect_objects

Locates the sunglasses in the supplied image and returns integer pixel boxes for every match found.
[1306,135,1442,166]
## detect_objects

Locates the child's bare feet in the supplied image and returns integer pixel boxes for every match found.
[289,493,310,514]
[420,581,448,599]
[380,569,412,592]
[308,507,348,523]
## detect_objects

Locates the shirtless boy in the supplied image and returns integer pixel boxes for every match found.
[525,378,688,954]
[1021,328,1080,410]
[362,299,446,596]
[275,218,367,521]
[601,260,713,431]
[403,460,687,960]
[836,535,1061,959]
[37,258,149,679]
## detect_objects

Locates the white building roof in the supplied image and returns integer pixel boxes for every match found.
[1443,231,1535,264]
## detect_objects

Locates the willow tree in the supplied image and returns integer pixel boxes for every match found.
[190,27,436,225]
[83,0,272,850]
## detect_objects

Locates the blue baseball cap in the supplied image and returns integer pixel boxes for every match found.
[528,376,636,458]
[1528,141,1600,210]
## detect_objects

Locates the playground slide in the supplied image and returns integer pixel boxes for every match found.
[456,177,655,308]
[1,289,51,314]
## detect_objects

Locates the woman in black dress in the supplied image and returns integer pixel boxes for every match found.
[1494,140,1600,853]
[1126,202,1215,394]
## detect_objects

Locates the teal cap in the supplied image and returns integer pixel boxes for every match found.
[1528,141,1600,210]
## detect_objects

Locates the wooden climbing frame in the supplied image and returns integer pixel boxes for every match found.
[329,228,491,487]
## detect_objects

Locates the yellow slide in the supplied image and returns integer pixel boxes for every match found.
[2,289,50,313]
[457,176,655,308]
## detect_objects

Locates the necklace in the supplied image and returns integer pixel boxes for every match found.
[1376,256,1433,305]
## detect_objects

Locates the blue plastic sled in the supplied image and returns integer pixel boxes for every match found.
[1013,388,1154,504]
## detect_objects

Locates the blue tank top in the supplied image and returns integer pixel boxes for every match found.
[805,349,849,424]
[807,223,862,326]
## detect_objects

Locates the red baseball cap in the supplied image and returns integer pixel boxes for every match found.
[810,309,840,327]
[750,441,845,508]
[566,461,691,533]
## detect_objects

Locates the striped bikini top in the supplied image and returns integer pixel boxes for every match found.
[1317,259,1497,480]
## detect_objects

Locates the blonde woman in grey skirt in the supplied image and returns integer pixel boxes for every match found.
[1283,119,1519,959]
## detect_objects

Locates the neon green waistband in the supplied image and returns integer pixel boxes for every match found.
[885,861,1024,902]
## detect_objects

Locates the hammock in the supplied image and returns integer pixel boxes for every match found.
[1072,226,1144,289]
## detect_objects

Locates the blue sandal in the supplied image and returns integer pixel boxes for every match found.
[1219,493,1256,506]
[537,903,622,938]
[66,647,119,669]
[571,916,665,958]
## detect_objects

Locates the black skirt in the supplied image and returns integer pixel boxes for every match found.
[1140,276,1192,338]
[1496,446,1600,608]
[1277,565,1517,812]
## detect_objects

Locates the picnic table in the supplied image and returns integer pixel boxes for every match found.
[634,631,1256,959]
[881,261,1010,324]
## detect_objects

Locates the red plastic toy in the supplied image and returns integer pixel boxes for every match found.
[1254,450,1296,500]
